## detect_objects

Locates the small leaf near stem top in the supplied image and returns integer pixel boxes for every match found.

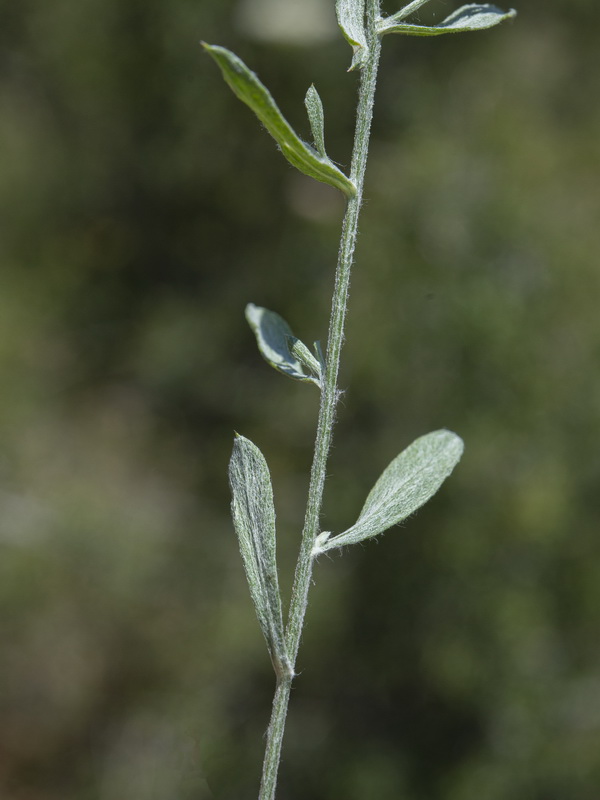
[246,304,321,387]
[304,85,327,158]
[229,435,291,677]
[378,3,516,36]
[313,430,464,554]
[336,0,369,71]
[202,44,356,198]
[289,338,323,383]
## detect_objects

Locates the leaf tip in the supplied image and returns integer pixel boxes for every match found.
[245,303,264,331]
[445,428,465,454]
[431,428,465,465]
[232,432,254,451]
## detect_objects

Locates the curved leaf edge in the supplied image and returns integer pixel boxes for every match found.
[313,429,464,555]
[245,303,321,387]
[378,4,516,37]
[229,433,293,677]
[202,43,356,198]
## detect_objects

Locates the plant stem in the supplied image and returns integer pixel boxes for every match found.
[258,3,382,798]
[258,675,293,800]
[286,5,382,668]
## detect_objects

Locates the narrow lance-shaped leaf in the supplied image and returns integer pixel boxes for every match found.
[246,303,321,387]
[229,434,291,675]
[336,0,368,71]
[202,44,356,198]
[314,341,326,373]
[378,4,516,36]
[304,85,326,158]
[313,430,464,554]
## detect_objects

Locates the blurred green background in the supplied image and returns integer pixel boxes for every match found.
[1,0,599,798]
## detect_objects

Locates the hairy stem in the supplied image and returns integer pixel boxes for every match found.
[286,7,382,666]
[258,675,293,800]
[258,3,382,798]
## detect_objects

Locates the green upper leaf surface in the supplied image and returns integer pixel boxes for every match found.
[378,4,516,36]
[314,430,464,553]
[246,303,321,387]
[203,44,356,197]
[228,434,290,674]
[336,0,368,70]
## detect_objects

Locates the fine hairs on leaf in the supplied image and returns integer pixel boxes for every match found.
[336,0,369,70]
[228,434,291,678]
[205,2,516,798]
[304,85,327,157]
[313,430,464,554]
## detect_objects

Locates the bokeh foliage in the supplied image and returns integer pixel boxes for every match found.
[1,0,599,798]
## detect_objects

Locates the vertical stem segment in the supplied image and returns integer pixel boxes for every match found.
[286,5,382,666]
[258,676,293,800]
[258,3,382,799]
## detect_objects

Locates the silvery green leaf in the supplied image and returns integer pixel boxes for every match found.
[289,338,322,383]
[203,44,356,198]
[382,0,435,23]
[314,430,464,554]
[336,0,368,71]
[246,303,320,387]
[304,85,326,158]
[314,341,326,373]
[378,4,516,36]
[229,434,291,675]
